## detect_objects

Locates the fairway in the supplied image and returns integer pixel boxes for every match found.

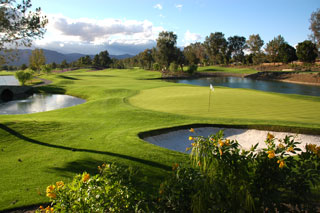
[130,86,320,128]
[0,68,320,211]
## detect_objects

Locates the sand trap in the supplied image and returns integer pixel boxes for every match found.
[144,127,320,153]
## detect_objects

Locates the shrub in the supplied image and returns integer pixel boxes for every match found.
[14,69,34,85]
[187,64,198,75]
[41,64,52,74]
[159,130,320,212]
[152,63,160,71]
[169,62,178,72]
[39,163,148,212]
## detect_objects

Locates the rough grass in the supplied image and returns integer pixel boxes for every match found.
[0,68,319,211]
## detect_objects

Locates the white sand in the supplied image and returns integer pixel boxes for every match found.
[144,127,320,153]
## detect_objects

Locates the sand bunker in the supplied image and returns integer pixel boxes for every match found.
[143,127,320,153]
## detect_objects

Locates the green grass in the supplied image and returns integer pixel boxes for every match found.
[197,65,258,74]
[0,68,319,211]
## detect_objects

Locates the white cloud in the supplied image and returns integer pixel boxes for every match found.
[175,4,183,10]
[154,4,163,10]
[183,30,202,46]
[33,14,164,55]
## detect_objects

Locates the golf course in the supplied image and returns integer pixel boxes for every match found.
[0,67,320,211]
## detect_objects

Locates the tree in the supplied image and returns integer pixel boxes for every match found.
[20,63,27,70]
[14,68,33,85]
[140,49,153,70]
[296,40,318,63]
[60,60,68,68]
[156,31,178,69]
[0,0,48,64]
[41,64,51,74]
[204,32,228,64]
[246,34,264,54]
[227,35,247,63]
[92,54,100,67]
[175,47,186,72]
[309,8,320,50]
[29,48,45,72]
[183,44,200,65]
[99,50,111,68]
[278,43,297,63]
[265,35,286,63]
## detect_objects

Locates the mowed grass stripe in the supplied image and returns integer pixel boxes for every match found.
[129,86,320,126]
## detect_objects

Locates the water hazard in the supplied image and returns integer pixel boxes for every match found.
[0,93,85,115]
[166,76,320,97]
[0,75,20,86]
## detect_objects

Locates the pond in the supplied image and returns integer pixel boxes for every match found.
[0,75,20,86]
[166,76,320,97]
[0,93,85,115]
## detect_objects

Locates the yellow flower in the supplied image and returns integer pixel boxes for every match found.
[197,161,201,166]
[225,139,230,146]
[219,139,224,147]
[46,185,56,198]
[191,142,196,147]
[277,159,285,168]
[267,133,274,140]
[186,147,191,151]
[219,148,223,156]
[82,173,90,182]
[267,150,275,159]
[287,146,294,152]
[189,136,194,141]
[278,143,285,149]
[56,181,64,189]
[189,128,195,133]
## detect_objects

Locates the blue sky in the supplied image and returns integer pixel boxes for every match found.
[31,0,319,55]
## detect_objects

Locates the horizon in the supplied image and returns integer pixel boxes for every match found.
[29,0,319,55]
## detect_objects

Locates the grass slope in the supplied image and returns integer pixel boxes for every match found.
[0,68,319,211]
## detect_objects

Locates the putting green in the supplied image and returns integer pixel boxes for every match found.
[130,86,320,127]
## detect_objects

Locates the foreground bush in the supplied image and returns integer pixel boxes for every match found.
[158,130,320,212]
[39,163,147,212]
[39,131,320,212]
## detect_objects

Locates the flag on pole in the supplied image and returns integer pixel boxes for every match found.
[210,84,214,91]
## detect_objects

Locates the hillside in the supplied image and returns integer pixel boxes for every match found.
[3,49,133,66]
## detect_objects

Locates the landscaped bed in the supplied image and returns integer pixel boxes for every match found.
[0,68,319,211]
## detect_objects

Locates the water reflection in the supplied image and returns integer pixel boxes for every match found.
[0,94,85,114]
[167,77,320,96]
[0,75,20,85]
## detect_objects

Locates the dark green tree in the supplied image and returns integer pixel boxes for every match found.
[296,40,318,63]
[140,49,153,70]
[204,32,228,64]
[156,31,178,69]
[99,50,111,68]
[227,35,247,63]
[175,47,186,72]
[278,43,297,63]
[183,44,200,65]
[60,60,68,68]
[0,0,48,64]
[92,54,100,67]
[20,63,27,70]
[265,35,286,62]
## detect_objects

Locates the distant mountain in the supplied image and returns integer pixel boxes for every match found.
[3,49,134,66]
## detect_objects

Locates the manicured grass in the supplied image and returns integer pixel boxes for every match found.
[130,86,320,129]
[197,65,258,74]
[0,68,319,211]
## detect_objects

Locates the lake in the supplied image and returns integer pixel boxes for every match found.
[0,94,85,115]
[166,76,320,97]
[0,75,20,86]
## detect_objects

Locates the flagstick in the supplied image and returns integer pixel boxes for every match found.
[208,89,211,112]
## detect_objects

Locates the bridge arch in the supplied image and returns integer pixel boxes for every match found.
[1,89,14,102]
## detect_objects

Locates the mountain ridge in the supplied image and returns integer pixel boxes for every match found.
[3,49,133,66]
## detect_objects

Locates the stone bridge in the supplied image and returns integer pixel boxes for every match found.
[0,86,33,103]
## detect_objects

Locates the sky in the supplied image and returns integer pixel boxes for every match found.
[29,0,319,55]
